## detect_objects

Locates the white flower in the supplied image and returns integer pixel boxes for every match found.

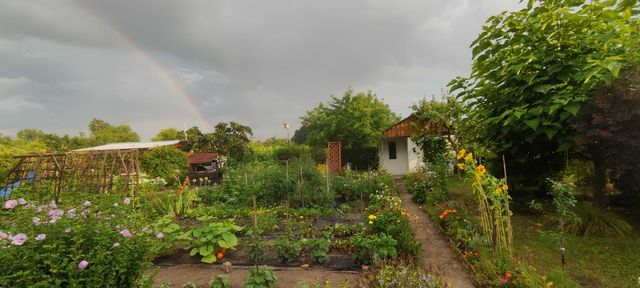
[112,242,120,248]
[82,200,91,206]
[48,200,57,209]
[17,198,26,205]
[35,234,46,241]
[32,217,41,226]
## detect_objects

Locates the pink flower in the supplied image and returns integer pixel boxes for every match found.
[35,234,46,241]
[83,200,91,206]
[11,233,27,246]
[119,229,132,238]
[156,232,164,239]
[67,208,77,219]
[48,209,64,218]
[78,260,89,269]
[0,231,8,240]
[32,217,41,226]
[123,197,131,205]
[3,200,17,210]
[49,200,57,209]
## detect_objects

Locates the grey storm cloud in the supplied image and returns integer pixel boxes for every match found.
[0,0,523,140]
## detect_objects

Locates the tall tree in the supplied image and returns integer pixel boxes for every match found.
[88,118,140,145]
[450,0,640,202]
[410,94,467,153]
[297,89,399,168]
[574,68,640,207]
[152,128,183,141]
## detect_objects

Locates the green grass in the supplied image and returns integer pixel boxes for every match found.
[445,177,640,288]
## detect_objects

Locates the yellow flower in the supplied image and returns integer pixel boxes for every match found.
[464,152,473,162]
[368,214,377,220]
[299,216,304,219]
[368,220,373,225]
[476,165,486,176]
[502,184,508,191]
[456,163,465,170]
[495,187,502,194]
[456,149,466,160]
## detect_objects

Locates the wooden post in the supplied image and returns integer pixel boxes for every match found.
[252,195,258,269]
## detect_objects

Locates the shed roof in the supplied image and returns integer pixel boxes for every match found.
[73,140,180,152]
[188,152,218,164]
[383,115,420,138]
[382,115,449,139]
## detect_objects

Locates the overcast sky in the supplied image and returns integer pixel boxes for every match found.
[0,0,523,140]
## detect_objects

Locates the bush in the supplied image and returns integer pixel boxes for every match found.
[305,237,330,264]
[371,211,422,261]
[245,265,277,288]
[349,234,397,265]
[564,202,633,237]
[274,236,302,263]
[140,146,188,185]
[0,198,150,287]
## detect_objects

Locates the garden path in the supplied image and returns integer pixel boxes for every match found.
[396,180,476,288]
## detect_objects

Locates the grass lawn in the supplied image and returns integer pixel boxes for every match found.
[444,177,640,288]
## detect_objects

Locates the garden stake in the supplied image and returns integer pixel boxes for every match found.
[253,195,258,269]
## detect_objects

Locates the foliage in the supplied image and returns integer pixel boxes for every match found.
[332,170,394,202]
[305,237,330,264]
[457,149,514,258]
[0,198,150,287]
[564,202,633,237]
[450,0,640,197]
[246,237,267,264]
[182,282,197,288]
[209,275,231,288]
[296,88,399,168]
[152,128,183,141]
[245,265,277,288]
[140,146,188,185]
[371,211,422,262]
[149,215,182,257]
[0,140,47,185]
[367,263,444,288]
[348,233,397,265]
[148,185,199,217]
[405,167,447,205]
[88,118,140,145]
[274,236,302,263]
[180,122,253,160]
[410,94,466,153]
[547,178,579,248]
[574,68,640,206]
[546,268,577,288]
[180,217,242,263]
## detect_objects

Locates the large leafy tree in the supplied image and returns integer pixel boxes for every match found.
[450,0,640,200]
[410,94,467,153]
[152,128,183,141]
[297,89,399,168]
[88,118,140,145]
[574,69,640,207]
[181,122,253,160]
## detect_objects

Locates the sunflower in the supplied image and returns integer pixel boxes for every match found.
[495,187,502,194]
[456,163,465,170]
[502,184,508,191]
[464,152,473,162]
[476,165,486,176]
[456,149,466,160]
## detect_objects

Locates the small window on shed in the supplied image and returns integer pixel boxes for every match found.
[388,141,397,159]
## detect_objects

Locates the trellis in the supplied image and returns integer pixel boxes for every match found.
[3,149,141,200]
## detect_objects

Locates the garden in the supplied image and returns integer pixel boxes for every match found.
[0,143,443,287]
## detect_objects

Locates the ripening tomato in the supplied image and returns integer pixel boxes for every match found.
[216,252,224,260]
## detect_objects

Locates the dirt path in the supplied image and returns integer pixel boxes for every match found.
[153,264,362,287]
[397,180,476,288]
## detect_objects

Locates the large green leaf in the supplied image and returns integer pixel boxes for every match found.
[201,254,217,263]
[524,118,540,131]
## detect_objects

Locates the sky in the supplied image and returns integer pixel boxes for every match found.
[0,0,524,140]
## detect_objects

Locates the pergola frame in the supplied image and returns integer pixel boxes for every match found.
[3,149,141,200]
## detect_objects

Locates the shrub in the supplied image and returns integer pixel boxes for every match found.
[140,146,188,185]
[371,211,422,261]
[367,263,443,288]
[274,236,302,263]
[564,202,633,237]
[305,237,330,264]
[247,237,267,264]
[209,275,231,288]
[245,265,277,288]
[349,234,397,265]
[0,198,150,287]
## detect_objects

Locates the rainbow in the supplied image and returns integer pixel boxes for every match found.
[77,3,213,132]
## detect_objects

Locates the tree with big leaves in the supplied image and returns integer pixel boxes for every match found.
[152,128,183,141]
[450,0,640,203]
[296,89,399,168]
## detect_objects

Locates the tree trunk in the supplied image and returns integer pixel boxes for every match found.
[591,147,607,208]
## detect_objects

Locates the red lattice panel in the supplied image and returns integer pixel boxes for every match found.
[327,141,342,174]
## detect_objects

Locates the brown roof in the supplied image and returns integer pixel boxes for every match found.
[382,115,449,138]
[188,152,218,164]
